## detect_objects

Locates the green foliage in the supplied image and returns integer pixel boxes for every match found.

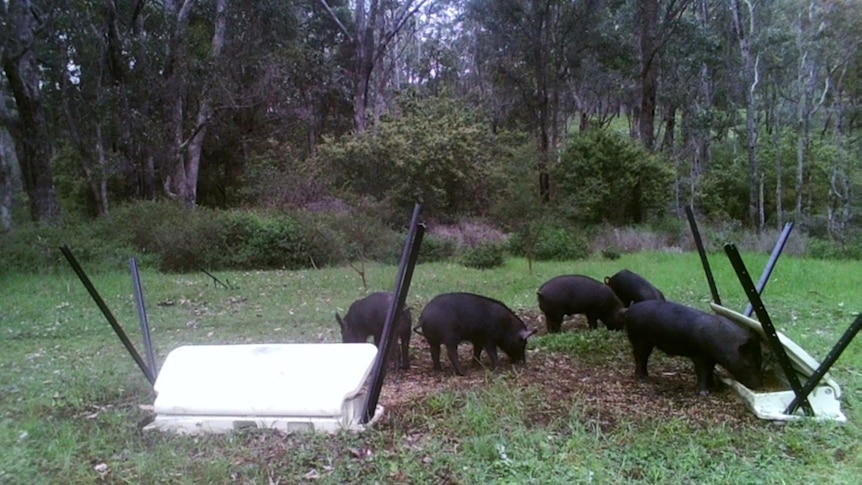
[147,209,312,272]
[807,237,862,260]
[601,247,621,260]
[695,151,749,222]
[414,234,458,264]
[0,217,142,274]
[532,227,590,261]
[460,242,506,269]
[486,132,544,232]
[235,142,332,209]
[2,254,861,483]
[316,95,506,221]
[509,223,590,261]
[294,204,401,268]
[553,128,674,225]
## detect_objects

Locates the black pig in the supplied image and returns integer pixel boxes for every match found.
[336,292,412,370]
[537,275,625,332]
[604,269,666,307]
[417,292,535,375]
[624,300,763,394]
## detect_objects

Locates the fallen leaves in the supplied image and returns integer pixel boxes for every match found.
[379,309,758,432]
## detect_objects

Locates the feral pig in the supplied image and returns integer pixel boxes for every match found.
[624,300,763,394]
[418,292,535,376]
[336,291,412,370]
[604,269,666,307]
[537,275,625,333]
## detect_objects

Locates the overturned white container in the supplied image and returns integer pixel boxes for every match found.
[711,304,846,422]
[144,343,383,434]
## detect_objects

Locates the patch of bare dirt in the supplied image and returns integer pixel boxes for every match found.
[378,309,760,433]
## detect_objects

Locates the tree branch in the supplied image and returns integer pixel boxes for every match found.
[374,0,429,65]
[318,0,354,43]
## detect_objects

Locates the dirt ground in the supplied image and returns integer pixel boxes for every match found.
[377,309,761,432]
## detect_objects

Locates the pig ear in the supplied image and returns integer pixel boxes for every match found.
[520,329,536,340]
[335,312,346,331]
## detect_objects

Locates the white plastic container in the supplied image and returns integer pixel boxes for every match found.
[144,343,383,434]
[711,304,846,422]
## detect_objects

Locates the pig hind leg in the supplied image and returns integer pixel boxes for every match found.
[429,341,443,371]
[471,342,483,366]
[483,344,499,370]
[692,356,716,394]
[399,336,410,370]
[445,343,465,376]
[630,339,654,379]
[544,311,564,333]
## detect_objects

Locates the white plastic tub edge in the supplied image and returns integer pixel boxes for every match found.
[711,304,847,423]
[144,404,385,435]
[143,343,384,434]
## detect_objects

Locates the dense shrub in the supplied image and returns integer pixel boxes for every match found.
[232,213,309,269]
[807,237,862,260]
[316,95,508,221]
[509,223,590,261]
[553,128,674,225]
[695,154,749,222]
[0,218,140,274]
[460,242,506,269]
[295,207,401,268]
[377,232,458,265]
[532,228,590,261]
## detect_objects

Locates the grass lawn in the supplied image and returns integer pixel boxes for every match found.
[1,251,860,483]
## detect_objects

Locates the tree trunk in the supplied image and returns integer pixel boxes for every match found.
[0,129,13,232]
[773,114,783,229]
[161,0,226,207]
[793,2,825,220]
[162,0,196,205]
[534,2,552,203]
[637,0,659,150]
[353,0,374,133]
[320,0,426,134]
[660,104,676,152]
[183,0,227,206]
[730,0,761,230]
[827,65,850,241]
[1,0,61,223]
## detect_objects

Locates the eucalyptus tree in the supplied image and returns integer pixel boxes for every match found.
[318,0,429,133]
[0,120,15,231]
[42,0,158,215]
[634,0,694,151]
[0,0,61,223]
[159,0,229,207]
[728,0,763,229]
[466,0,603,201]
[816,0,862,240]
[654,1,723,210]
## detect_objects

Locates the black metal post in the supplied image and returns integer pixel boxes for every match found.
[743,222,794,317]
[60,246,156,386]
[362,204,424,424]
[131,258,158,379]
[723,243,813,416]
[685,205,721,305]
[785,313,862,415]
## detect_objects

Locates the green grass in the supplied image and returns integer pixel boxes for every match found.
[1,251,860,483]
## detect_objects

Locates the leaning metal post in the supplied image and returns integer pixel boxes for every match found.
[724,243,813,416]
[362,204,424,424]
[60,246,156,386]
[743,222,794,317]
[785,313,862,415]
[685,205,721,305]
[131,257,158,380]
